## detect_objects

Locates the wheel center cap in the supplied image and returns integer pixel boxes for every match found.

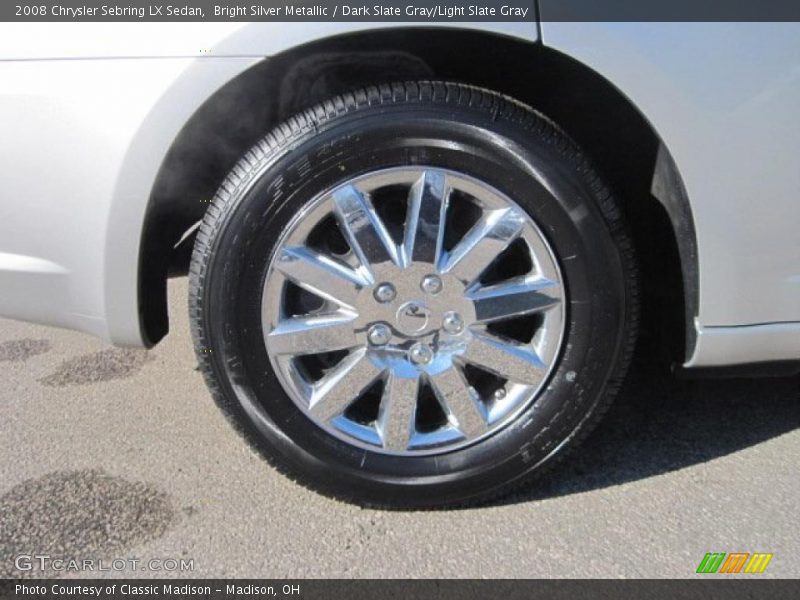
[395,301,430,335]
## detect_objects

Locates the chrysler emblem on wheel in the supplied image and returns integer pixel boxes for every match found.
[395,301,431,335]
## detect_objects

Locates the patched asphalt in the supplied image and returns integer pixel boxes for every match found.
[0,279,798,578]
[38,348,153,387]
[0,470,174,578]
[0,338,50,363]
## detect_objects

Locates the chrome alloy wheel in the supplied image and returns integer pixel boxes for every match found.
[262,167,565,455]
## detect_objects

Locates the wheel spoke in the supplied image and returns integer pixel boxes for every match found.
[332,184,400,274]
[377,372,420,451]
[461,332,546,386]
[309,349,382,422]
[430,366,488,437]
[470,277,561,323]
[440,208,524,285]
[403,170,448,265]
[274,246,367,309]
[266,313,359,356]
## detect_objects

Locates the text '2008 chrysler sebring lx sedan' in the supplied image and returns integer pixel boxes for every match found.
[0,20,798,507]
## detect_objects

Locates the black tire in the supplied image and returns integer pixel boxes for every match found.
[189,81,638,508]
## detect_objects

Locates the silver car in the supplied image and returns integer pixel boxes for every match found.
[0,21,798,507]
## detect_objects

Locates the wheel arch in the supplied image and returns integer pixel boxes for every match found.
[139,27,697,363]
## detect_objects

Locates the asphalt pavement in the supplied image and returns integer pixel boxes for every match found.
[1,278,798,578]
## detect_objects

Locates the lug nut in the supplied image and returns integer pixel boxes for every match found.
[420,274,443,295]
[494,387,507,400]
[442,311,464,334]
[408,342,433,365]
[373,283,396,303]
[367,323,392,346]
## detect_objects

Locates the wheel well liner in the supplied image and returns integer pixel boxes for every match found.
[140,27,697,362]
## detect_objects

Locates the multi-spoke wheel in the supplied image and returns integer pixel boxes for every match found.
[263,168,564,454]
[190,82,637,507]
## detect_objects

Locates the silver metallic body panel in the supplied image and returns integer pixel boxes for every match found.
[0,21,798,367]
[541,22,800,365]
